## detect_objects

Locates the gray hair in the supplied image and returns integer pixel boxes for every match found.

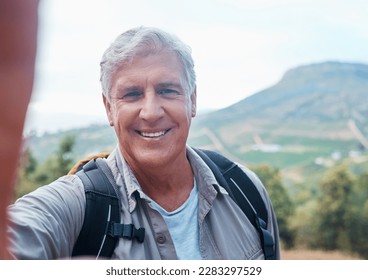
[100,26,196,99]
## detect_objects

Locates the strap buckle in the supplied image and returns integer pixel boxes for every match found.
[108,222,145,243]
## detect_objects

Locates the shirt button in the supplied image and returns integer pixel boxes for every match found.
[156,234,166,244]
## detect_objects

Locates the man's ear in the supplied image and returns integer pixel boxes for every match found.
[102,94,114,126]
[190,87,197,118]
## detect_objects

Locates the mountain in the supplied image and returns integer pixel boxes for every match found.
[189,61,368,189]
[27,61,368,189]
[194,61,368,124]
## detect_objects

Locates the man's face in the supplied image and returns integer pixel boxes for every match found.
[104,50,196,170]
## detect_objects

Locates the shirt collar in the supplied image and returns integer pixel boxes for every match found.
[114,146,148,213]
[186,146,228,196]
[113,145,227,213]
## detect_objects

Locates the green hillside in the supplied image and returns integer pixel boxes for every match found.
[27,61,368,191]
[189,61,368,189]
[28,124,117,164]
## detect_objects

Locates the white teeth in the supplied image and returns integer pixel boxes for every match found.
[140,130,167,138]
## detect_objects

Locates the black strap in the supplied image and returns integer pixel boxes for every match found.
[194,148,275,260]
[224,163,268,226]
[72,159,144,259]
[72,159,120,258]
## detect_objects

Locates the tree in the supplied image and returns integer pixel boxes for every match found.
[346,171,368,259]
[14,147,38,198]
[32,134,76,186]
[314,164,354,251]
[15,134,76,198]
[252,164,296,249]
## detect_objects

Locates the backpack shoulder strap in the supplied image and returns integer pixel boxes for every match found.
[72,158,120,258]
[71,157,145,259]
[193,148,276,260]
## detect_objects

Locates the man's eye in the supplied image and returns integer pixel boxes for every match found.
[159,89,178,95]
[123,91,142,99]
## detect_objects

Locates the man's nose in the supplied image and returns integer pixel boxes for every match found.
[139,91,164,122]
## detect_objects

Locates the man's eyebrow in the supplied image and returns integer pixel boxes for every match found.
[117,85,142,92]
[157,82,183,88]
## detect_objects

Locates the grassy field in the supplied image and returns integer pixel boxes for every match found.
[281,249,361,260]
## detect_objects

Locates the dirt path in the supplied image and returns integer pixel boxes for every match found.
[348,119,368,149]
[281,249,361,260]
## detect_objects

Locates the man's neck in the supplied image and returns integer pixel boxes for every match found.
[131,155,194,212]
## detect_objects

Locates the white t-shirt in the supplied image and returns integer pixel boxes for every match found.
[149,181,202,260]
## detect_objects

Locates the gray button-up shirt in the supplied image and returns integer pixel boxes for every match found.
[7,146,280,260]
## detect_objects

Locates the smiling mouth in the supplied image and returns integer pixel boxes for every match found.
[136,129,171,138]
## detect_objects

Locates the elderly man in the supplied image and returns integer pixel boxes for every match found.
[7,26,280,260]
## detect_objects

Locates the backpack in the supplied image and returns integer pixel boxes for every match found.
[70,149,276,260]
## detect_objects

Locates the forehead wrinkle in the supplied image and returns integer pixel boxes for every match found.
[114,77,141,90]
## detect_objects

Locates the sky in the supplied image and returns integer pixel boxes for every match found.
[24,0,368,134]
